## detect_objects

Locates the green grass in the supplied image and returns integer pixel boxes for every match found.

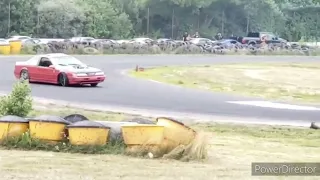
[1,131,125,154]
[130,62,320,103]
[0,107,319,179]
[195,123,320,147]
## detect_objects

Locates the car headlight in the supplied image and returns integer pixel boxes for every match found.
[95,71,104,75]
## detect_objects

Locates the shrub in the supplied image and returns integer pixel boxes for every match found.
[0,80,33,117]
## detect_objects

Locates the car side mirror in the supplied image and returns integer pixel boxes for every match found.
[49,65,55,69]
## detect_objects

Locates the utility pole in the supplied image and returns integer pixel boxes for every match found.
[147,7,150,36]
[8,1,11,35]
[37,8,40,35]
[316,12,319,45]
[221,10,225,35]
[171,9,174,39]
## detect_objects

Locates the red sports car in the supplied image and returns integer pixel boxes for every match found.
[14,53,106,87]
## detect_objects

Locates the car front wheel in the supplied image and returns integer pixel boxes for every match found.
[20,69,30,82]
[90,83,98,87]
[58,73,69,87]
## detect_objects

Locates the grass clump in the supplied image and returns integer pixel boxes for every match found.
[163,131,208,161]
[124,131,209,161]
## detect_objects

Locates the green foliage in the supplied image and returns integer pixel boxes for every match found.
[0,80,33,117]
[0,0,318,41]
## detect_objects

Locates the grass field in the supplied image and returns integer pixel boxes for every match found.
[0,106,319,179]
[130,62,320,103]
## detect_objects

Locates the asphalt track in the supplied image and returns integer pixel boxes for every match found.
[0,55,320,124]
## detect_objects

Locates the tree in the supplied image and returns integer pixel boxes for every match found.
[0,0,318,40]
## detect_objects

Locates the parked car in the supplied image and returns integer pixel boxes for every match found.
[14,53,105,87]
[189,38,215,45]
[230,32,287,45]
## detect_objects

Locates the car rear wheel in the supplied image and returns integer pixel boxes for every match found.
[90,83,98,87]
[20,69,30,82]
[58,73,69,87]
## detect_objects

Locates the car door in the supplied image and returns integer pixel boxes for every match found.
[264,34,279,45]
[36,57,56,83]
[197,39,207,46]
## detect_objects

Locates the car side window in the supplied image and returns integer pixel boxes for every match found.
[265,34,274,41]
[38,57,52,67]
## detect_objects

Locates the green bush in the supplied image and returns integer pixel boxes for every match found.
[0,80,33,117]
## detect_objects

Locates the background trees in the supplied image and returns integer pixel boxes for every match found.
[0,0,319,41]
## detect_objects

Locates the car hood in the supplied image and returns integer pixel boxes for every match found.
[278,38,288,43]
[55,64,101,73]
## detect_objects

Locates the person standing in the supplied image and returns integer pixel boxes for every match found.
[183,32,189,42]
[193,32,200,38]
[215,33,223,40]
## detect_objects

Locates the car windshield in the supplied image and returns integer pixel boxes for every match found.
[52,56,85,66]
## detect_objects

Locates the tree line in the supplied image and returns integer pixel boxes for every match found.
[0,0,319,41]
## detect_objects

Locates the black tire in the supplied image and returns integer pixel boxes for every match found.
[64,114,88,124]
[122,118,155,124]
[58,73,69,87]
[20,69,30,82]
[90,83,98,87]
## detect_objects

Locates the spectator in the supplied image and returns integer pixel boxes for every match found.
[187,34,191,41]
[193,32,200,38]
[215,33,223,40]
[183,32,189,42]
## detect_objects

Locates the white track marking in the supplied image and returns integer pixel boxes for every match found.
[149,80,162,84]
[243,69,266,80]
[227,101,320,111]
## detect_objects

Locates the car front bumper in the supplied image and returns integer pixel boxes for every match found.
[68,75,106,85]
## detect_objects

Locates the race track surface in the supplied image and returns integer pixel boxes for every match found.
[1,55,320,124]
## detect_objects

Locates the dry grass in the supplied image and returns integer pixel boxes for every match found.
[0,130,319,180]
[163,131,208,161]
[130,62,320,103]
[125,131,209,161]
[0,106,319,179]
[1,122,319,179]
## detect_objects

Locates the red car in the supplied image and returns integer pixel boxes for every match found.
[14,53,106,87]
